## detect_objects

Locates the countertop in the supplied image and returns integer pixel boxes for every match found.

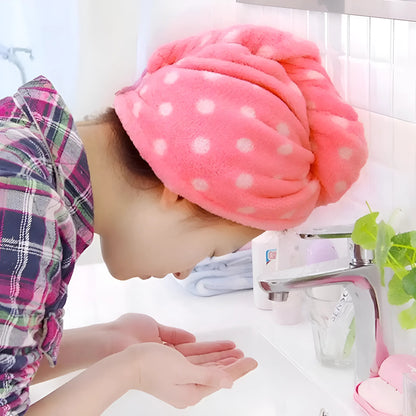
[30,262,366,415]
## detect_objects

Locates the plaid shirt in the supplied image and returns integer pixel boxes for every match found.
[0,76,94,415]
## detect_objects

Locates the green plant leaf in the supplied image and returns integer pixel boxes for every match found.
[389,231,416,268]
[398,301,416,329]
[403,268,416,298]
[351,212,379,250]
[388,273,412,305]
[375,221,395,285]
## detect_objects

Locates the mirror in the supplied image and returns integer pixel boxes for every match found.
[237,0,416,22]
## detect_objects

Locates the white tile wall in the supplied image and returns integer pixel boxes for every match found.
[235,3,416,227]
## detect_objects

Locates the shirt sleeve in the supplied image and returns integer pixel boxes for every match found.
[0,175,69,416]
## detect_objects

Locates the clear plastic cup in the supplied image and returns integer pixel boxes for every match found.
[306,286,355,368]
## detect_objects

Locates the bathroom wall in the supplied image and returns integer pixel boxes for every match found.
[0,0,79,102]
[0,0,140,120]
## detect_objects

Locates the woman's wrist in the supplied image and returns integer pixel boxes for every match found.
[28,347,137,416]
[104,319,134,355]
[119,344,141,390]
[31,323,116,384]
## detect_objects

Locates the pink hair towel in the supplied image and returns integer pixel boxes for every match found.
[114,25,367,230]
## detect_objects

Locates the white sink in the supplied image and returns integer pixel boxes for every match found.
[30,267,365,415]
[103,327,361,416]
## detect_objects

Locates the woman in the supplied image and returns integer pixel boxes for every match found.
[0,24,367,415]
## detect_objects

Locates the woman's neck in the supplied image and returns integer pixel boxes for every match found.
[76,121,117,236]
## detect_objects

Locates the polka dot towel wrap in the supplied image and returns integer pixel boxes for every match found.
[114,24,368,231]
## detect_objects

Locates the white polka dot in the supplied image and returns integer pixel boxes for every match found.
[192,178,209,192]
[281,210,295,220]
[164,71,179,85]
[307,70,325,80]
[277,143,293,155]
[132,101,142,118]
[139,85,149,95]
[159,102,173,116]
[202,71,223,81]
[241,106,256,118]
[276,122,290,136]
[257,45,275,58]
[236,138,254,153]
[236,173,254,189]
[192,136,210,154]
[153,139,167,156]
[196,99,215,114]
[307,100,316,110]
[339,147,353,160]
[335,180,347,193]
[224,29,240,42]
[332,115,350,129]
[237,206,256,215]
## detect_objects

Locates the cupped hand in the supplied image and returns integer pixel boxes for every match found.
[108,313,196,351]
[109,313,258,388]
[127,342,258,409]
[108,313,245,365]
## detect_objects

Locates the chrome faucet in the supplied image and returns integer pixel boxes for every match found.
[259,226,391,382]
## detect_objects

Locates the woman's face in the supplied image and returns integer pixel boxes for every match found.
[100,187,261,280]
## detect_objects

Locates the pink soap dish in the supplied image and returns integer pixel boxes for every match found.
[354,383,400,416]
[354,354,416,416]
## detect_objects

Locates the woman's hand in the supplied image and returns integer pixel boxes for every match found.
[107,313,245,366]
[33,313,253,385]
[108,313,196,349]
[125,342,257,409]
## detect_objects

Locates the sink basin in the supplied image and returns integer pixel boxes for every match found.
[103,327,360,416]
[30,266,364,415]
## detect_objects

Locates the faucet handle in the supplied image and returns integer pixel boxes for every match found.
[298,224,354,239]
[298,225,374,266]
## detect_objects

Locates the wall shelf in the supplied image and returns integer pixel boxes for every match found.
[237,0,416,22]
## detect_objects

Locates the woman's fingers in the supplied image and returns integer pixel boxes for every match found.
[175,340,236,356]
[186,357,258,389]
[201,357,240,367]
[186,348,244,365]
[158,324,196,345]
[186,363,234,389]
[180,356,258,405]
[223,357,258,380]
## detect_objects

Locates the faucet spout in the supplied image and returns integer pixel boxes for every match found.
[259,257,391,382]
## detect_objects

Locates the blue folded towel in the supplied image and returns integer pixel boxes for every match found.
[176,249,253,296]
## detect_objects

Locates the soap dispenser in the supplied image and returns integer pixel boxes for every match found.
[251,231,278,310]
[271,229,306,325]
